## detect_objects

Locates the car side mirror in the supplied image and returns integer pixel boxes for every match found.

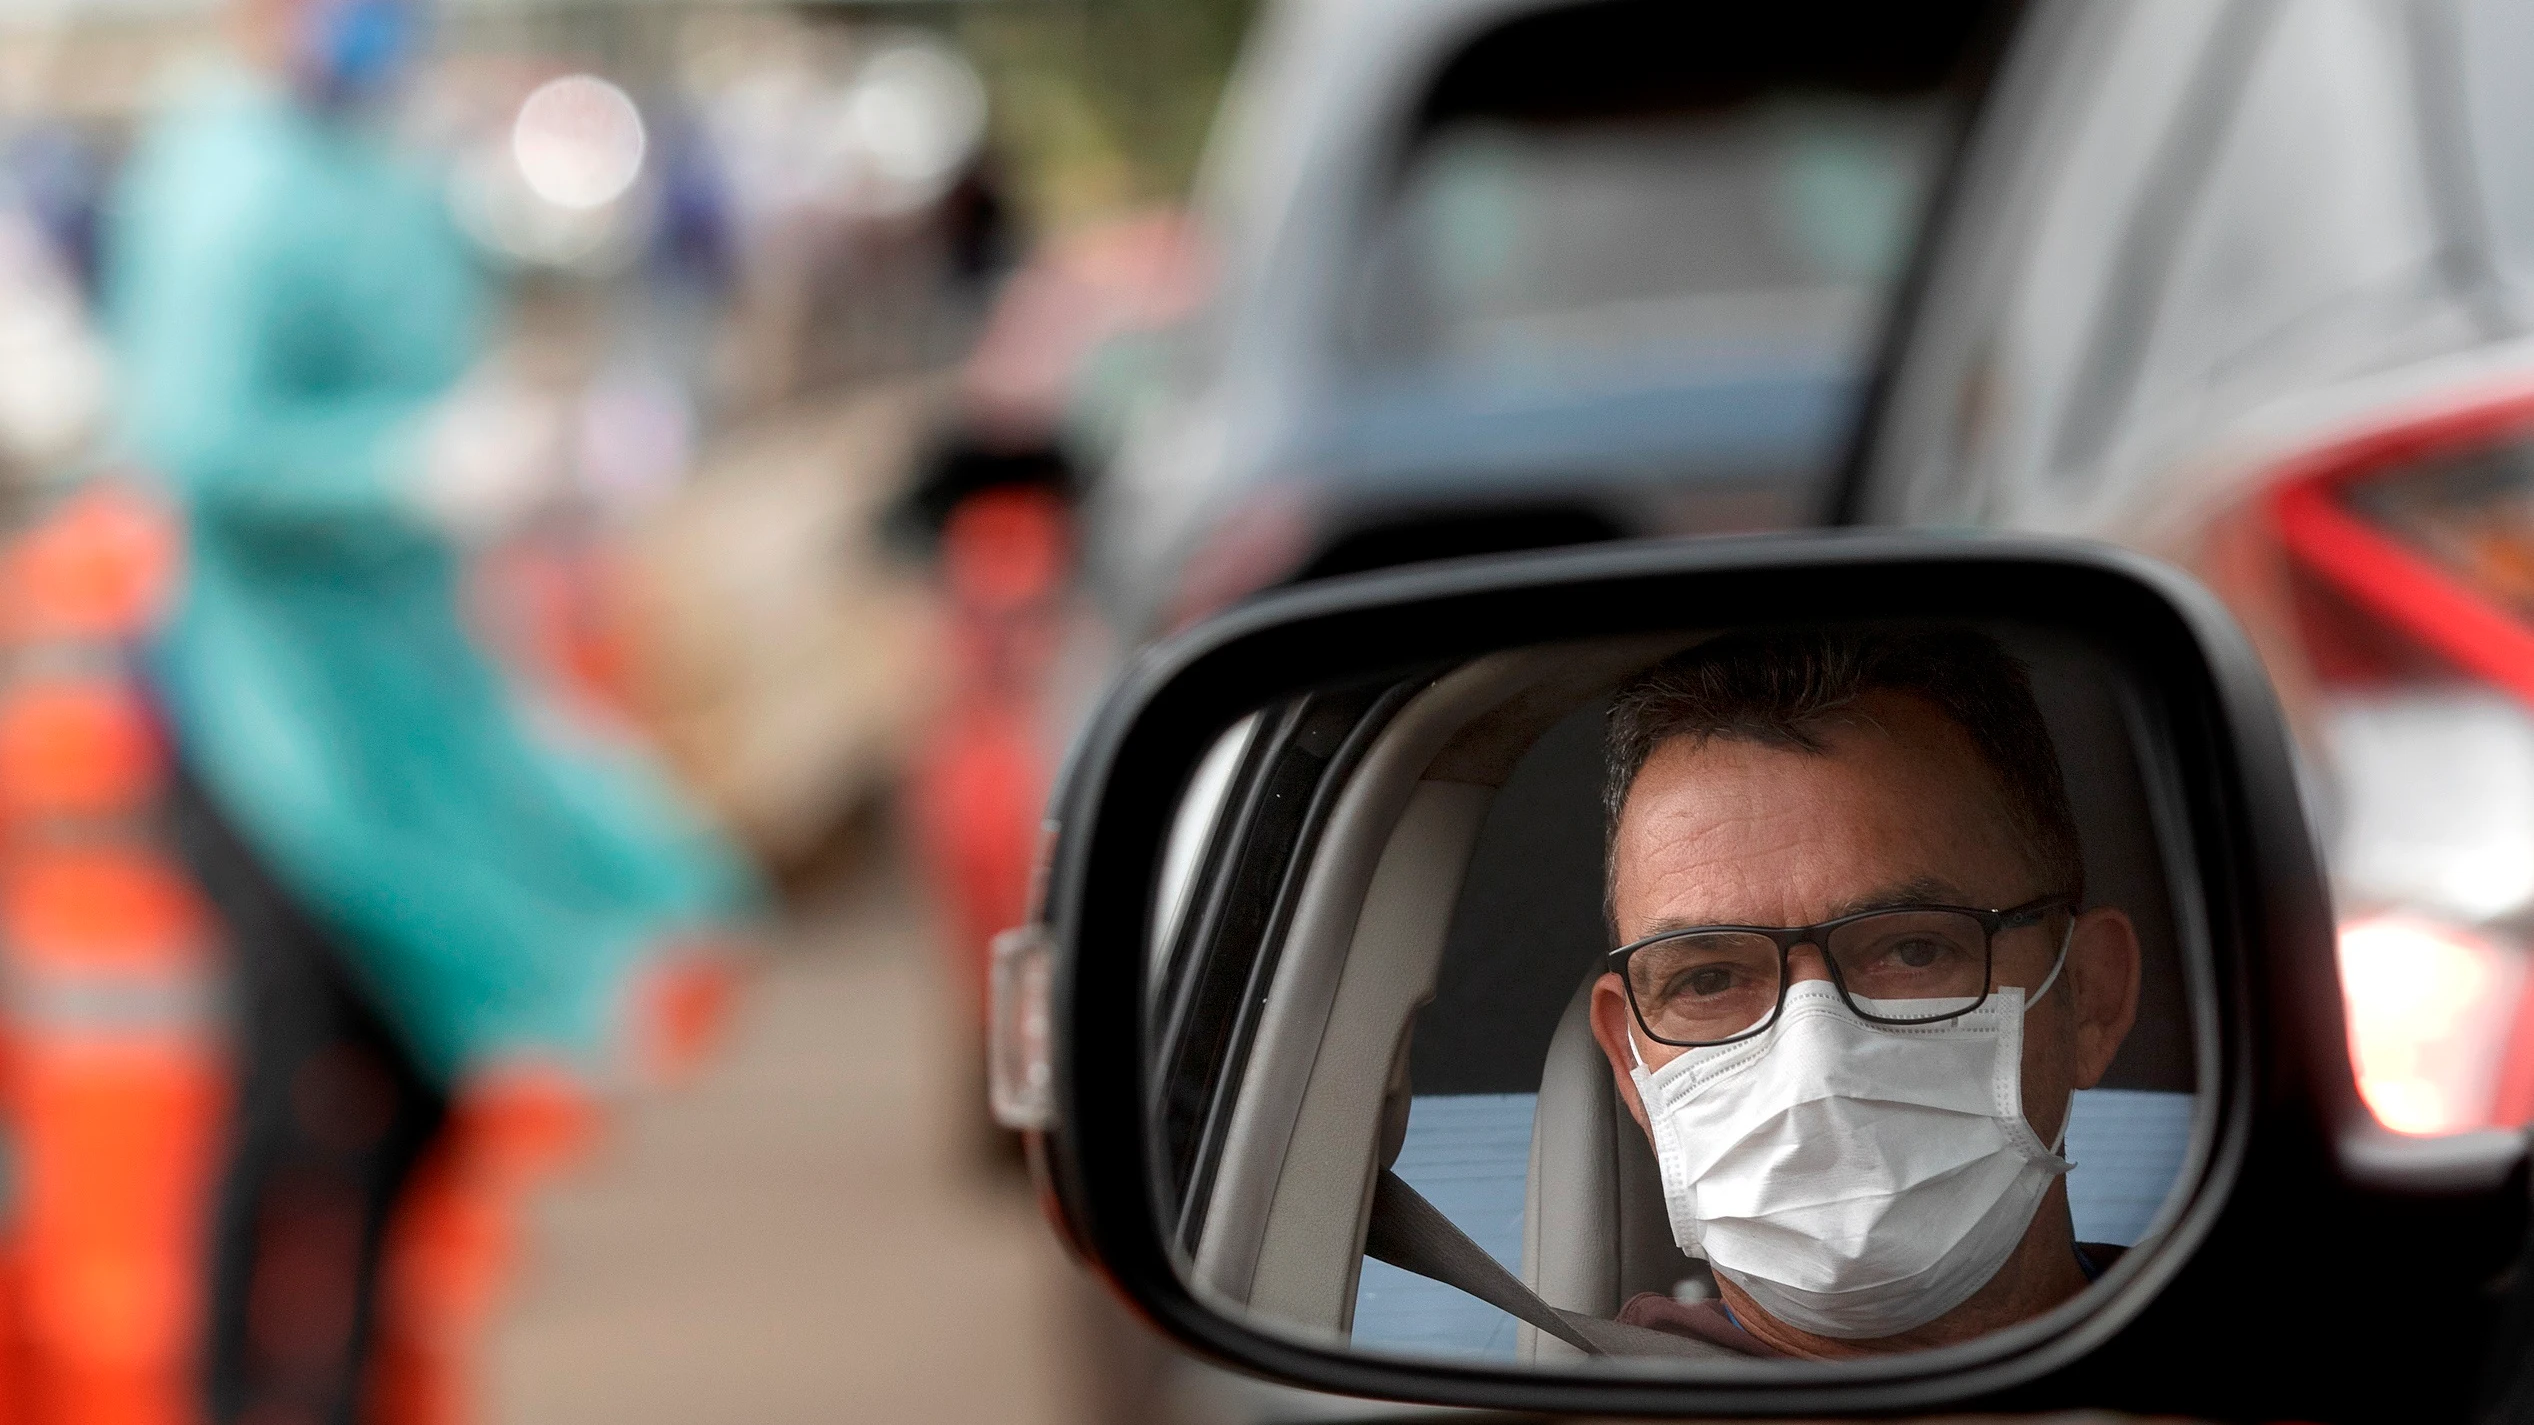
[998,534,2530,1421]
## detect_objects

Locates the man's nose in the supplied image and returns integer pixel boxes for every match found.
[1786,942,1833,984]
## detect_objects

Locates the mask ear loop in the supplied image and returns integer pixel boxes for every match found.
[2026,910,2077,1009]
[2022,910,2080,1155]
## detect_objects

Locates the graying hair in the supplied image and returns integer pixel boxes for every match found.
[1604,626,2083,912]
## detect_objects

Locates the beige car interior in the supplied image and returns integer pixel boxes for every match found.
[1176,629,2210,1357]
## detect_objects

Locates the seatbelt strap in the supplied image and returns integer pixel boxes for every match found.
[1365,1170,1734,1359]
[1364,1169,1613,1355]
[1365,1169,1755,1361]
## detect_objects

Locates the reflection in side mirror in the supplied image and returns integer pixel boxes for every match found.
[1028,537,2531,1421]
[1150,620,2203,1371]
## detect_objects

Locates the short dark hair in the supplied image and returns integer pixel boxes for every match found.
[1604,626,2083,906]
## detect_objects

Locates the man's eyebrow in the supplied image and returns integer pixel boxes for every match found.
[1827,875,1974,918]
[1627,876,1979,939]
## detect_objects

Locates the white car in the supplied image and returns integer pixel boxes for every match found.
[1852,0,2534,1138]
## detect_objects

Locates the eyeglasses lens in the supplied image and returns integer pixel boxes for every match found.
[1626,932,1781,1044]
[1628,910,1995,1044]
[1824,910,1991,1020]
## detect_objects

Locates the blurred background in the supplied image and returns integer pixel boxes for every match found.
[7,0,2534,1420]
[0,0,1255,1421]
[0,0,1946,1409]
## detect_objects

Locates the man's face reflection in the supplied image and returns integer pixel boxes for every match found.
[1591,688,2143,1359]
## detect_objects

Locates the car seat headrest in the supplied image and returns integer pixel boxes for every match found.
[1519,969,1704,1359]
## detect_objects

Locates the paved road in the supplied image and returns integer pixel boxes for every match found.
[484,844,1119,1425]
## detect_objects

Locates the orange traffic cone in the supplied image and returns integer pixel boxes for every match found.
[908,487,1071,1020]
[0,481,222,1425]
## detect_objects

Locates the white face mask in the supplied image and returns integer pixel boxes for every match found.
[1627,948,2074,1341]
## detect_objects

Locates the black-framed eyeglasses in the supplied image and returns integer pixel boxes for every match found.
[1607,893,2077,1048]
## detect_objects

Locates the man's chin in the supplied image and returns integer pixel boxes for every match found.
[1712,1207,2094,1359]
[1713,1276,1957,1361]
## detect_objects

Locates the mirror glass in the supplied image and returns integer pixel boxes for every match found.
[1139,619,2212,1372]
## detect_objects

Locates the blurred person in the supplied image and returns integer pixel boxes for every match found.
[101,0,756,1420]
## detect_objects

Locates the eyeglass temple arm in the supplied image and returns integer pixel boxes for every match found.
[2024,914,2078,1007]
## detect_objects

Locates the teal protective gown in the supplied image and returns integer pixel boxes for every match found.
[106,73,754,1085]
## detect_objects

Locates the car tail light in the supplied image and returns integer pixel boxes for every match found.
[2204,385,2534,1134]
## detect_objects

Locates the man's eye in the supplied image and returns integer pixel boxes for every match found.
[1891,938,1949,969]
[1674,965,1739,999]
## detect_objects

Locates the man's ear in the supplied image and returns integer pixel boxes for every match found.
[1590,973,1654,1136]
[2066,906,2143,1090]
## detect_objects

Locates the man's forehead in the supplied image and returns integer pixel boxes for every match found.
[1609,706,2032,932]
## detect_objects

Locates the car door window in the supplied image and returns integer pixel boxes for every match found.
[1151,682,1420,1248]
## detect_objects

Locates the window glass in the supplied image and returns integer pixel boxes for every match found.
[2460,0,2534,298]
[1347,99,1945,376]
[1338,0,1988,383]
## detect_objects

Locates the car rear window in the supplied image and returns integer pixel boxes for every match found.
[1342,0,2005,378]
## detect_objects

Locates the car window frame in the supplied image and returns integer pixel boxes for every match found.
[1151,678,1427,1252]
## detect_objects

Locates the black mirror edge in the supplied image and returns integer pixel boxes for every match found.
[1029,531,2533,1423]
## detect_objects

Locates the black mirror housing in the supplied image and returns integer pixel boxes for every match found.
[1028,533,2528,1422]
